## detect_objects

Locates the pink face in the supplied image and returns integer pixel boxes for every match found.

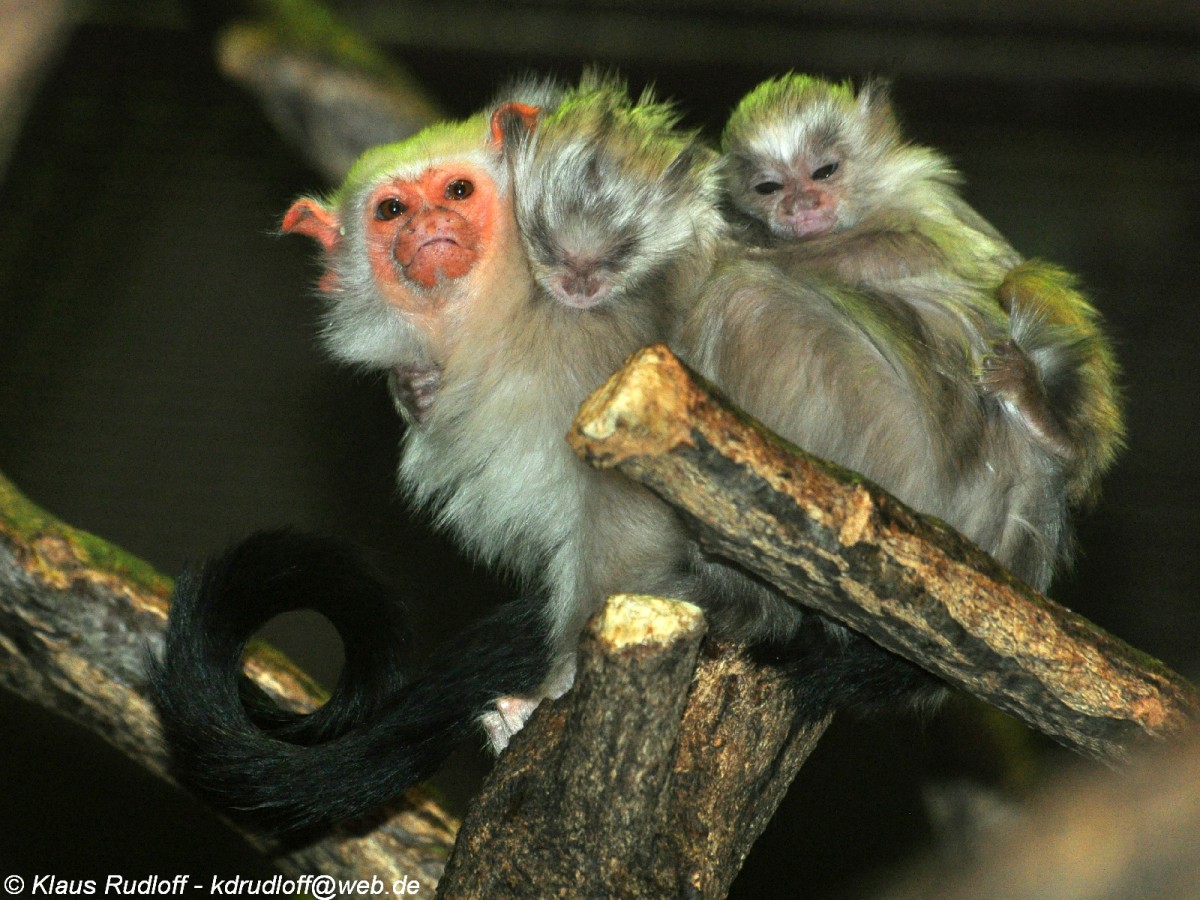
[750,160,842,239]
[282,162,502,311]
[362,168,493,291]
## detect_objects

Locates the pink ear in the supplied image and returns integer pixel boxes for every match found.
[489,102,541,145]
[282,198,340,252]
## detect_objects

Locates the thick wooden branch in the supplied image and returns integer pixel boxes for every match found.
[438,595,830,899]
[568,344,1199,763]
[0,472,456,893]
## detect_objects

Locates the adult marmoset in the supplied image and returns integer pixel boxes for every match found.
[152,77,728,835]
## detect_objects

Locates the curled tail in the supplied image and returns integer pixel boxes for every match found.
[1002,259,1125,507]
[149,530,551,837]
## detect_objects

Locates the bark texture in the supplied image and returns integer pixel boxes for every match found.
[568,344,1199,764]
[438,595,830,899]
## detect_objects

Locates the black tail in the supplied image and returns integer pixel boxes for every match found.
[149,530,551,837]
[753,616,948,721]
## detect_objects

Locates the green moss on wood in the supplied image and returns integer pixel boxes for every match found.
[250,0,406,82]
[0,470,171,597]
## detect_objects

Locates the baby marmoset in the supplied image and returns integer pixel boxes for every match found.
[714,74,1122,585]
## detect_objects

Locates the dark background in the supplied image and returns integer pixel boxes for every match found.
[0,1,1197,895]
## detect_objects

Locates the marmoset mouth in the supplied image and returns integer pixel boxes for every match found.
[783,211,836,238]
[402,238,476,288]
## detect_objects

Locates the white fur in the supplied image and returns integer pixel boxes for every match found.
[317,88,724,726]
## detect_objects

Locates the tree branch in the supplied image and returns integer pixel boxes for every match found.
[0,465,829,895]
[438,595,830,898]
[568,344,1199,763]
[5,326,1199,894]
[215,15,442,181]
[0,472,456,890]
